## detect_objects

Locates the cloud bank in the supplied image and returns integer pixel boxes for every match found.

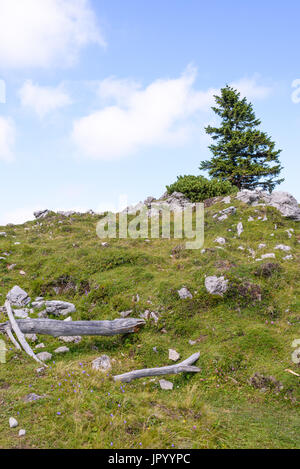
[0,0,105,68]
[71,69,273,161]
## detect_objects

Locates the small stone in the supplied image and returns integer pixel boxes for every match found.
[159,379,173,390]
[169,349,180,362]
[248,216,254,222]
[25,334,38,342]
[261,253,275,259]
[59,336,81,343]
[275,244,291,252]
[23,393,43,403]
[237,222,244,237]
[14,309,29,319]
[9,417,18,428]
[283,255,293,260]
[119,310,132,318]
[218,214,228,221]
[214,237,226,245]
[258,243,266,249]
[222,196,231,204]
[36,352,52,362]
[63,316,72,322]
[19,429,26,437]
[92,355,111,371]
[177,287,193,299]
[54,346,69,354]
[35,343,45,349]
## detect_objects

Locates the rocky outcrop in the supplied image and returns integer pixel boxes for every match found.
[236,189,300,221]
[6,286,31,307]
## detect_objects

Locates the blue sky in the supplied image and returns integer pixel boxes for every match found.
[0,0,300,224]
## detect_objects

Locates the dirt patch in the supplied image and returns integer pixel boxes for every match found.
[254,263,281,278]
[249,372,283,393]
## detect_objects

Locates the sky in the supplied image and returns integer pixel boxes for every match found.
[0,0,300,225]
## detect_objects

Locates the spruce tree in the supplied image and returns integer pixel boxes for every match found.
[200,85,284,191]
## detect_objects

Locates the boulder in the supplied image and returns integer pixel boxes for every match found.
[236,189,300,220]
[159,379,173,390]
[44,300,76,316]
[7,286,31,307]
[92,355,111,371]
[36,352,52,362]
[177,287,193,299]
[205,276,229,296]
[34,210,50,219]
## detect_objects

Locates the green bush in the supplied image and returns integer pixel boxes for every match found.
[166,175,237,202]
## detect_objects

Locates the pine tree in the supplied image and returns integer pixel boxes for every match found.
[200,85,284,191]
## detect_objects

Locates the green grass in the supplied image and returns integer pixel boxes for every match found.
[0,200,299,449]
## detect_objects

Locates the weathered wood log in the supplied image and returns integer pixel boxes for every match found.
[4,325,21,350]
[113,352,201,383]
[4,301,45,365]
[0,317,146,338]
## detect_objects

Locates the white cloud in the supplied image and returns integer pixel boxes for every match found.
[71,66,218,160]
[19,81,72,117]
[230,76,273,100]
[0,0,105,68]
[0,117,15,162]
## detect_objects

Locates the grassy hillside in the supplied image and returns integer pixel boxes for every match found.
[0,197,299,449]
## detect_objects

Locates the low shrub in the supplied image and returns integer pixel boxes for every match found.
[166,175,237,202]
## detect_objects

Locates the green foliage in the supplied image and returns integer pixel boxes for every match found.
[166,175,236,202]
[200,85,284,191]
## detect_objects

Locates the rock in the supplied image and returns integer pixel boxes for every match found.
[237,246,245,250]
[32,300,45,310]
[6,285,31,306]
[248,216,254,221]
[64,316,72,322]
[119,310,132,318]
[236,189,300,221]
[36,352,52,362]
[9,417,18,428]
[14,309,29,319]
[285,228,294,239]
[237,222,244,237]
[283,255,293,260]
[222,196,231,204]
[0,232,7,237]
[92,355,111,371]
[169,349,180,361]
[25,334,38,342]
[101,242,109,247]
[275,244,291,252]
[261,253,275,259]
[54,346,69,354]
[38,310,47,318]
[177,287,193,299]
[214,237,226,245]
[150,312,159,324]
[59,336,81,343]
[23,393,44,403]
[44,300,76,316]
[258,243,266,249]
[19,429,26,437]
[205,276,229,296]
[34,210,50,219]
[35,343,45,349]
[217,214,228,221]
[57,211,76,217]
[36,367,46,374]
[159,379,173,390]
[144,196,156,207]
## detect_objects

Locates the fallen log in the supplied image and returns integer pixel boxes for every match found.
[113,352,201,383]
[4,301,45,365]
[0,317,146,338]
